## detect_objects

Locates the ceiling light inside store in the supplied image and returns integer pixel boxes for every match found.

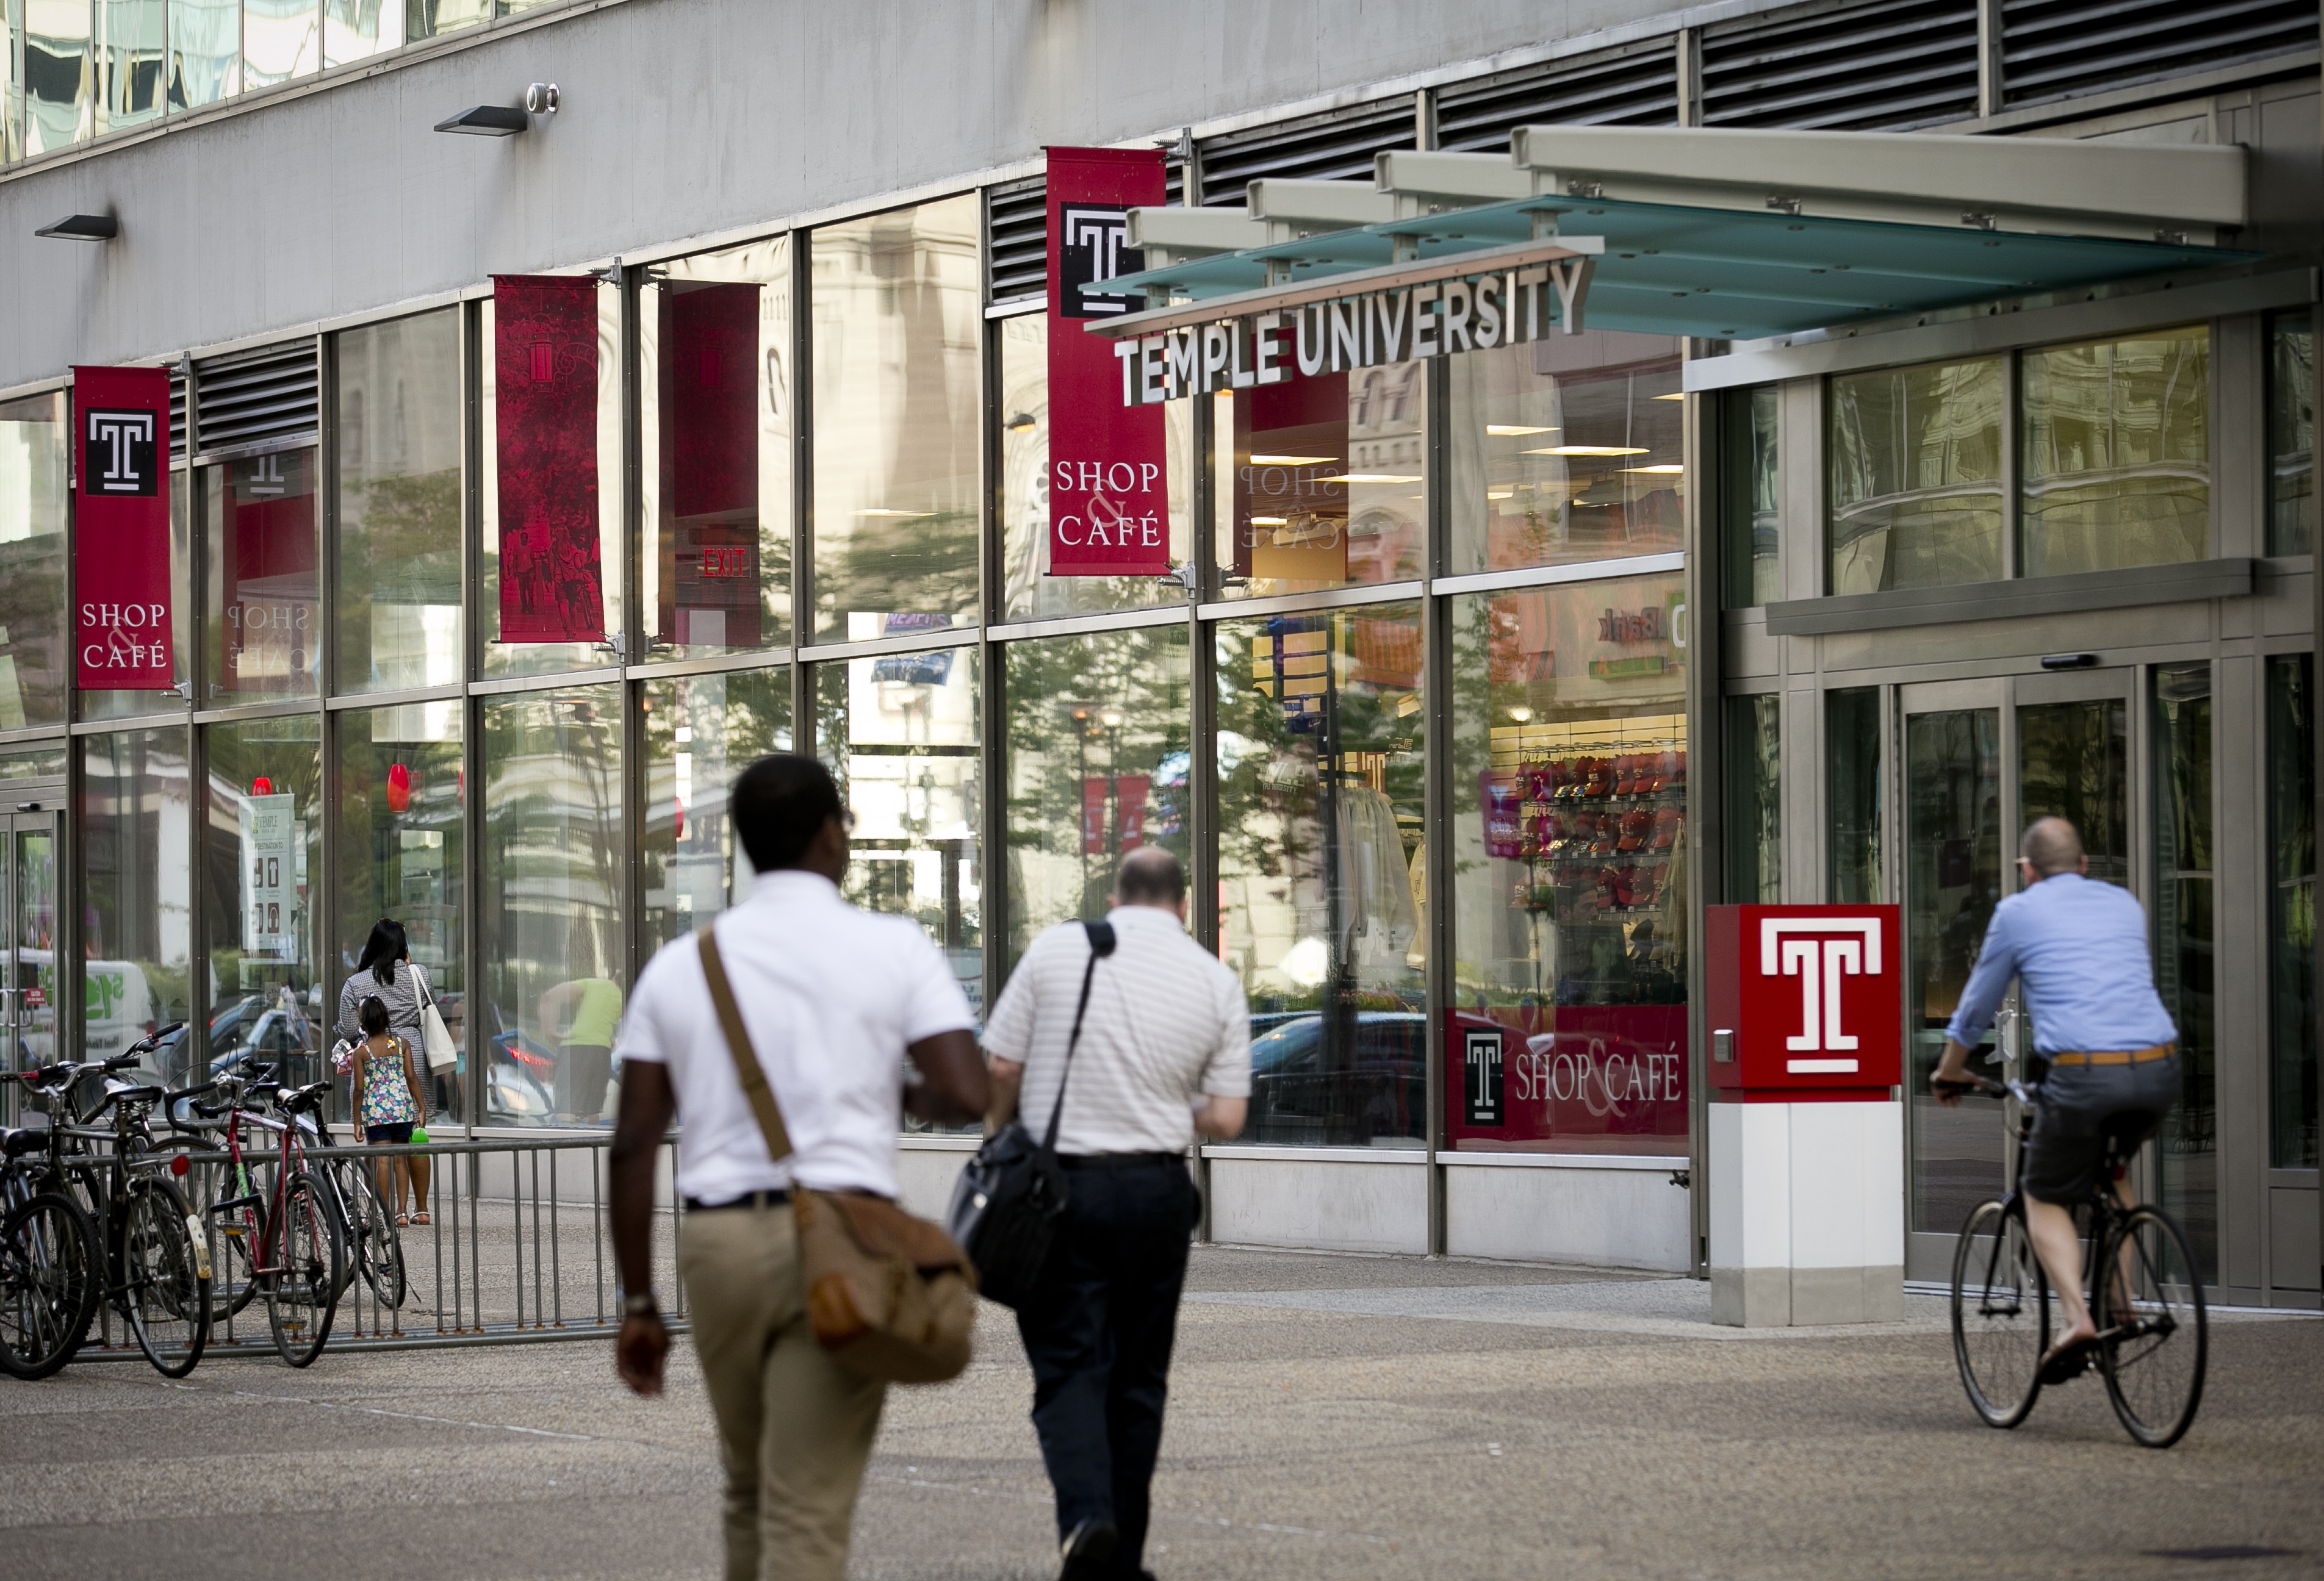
[1524,446,1649,457]
[1484,425,1555,436]
[1249,454,1335,465]
[1507,706,1534,723]
[1622,464,1686,474]
[1249,515,1289,526]
[1653,392,1686,401]
[1486,490,1513,500]
[1320,473,1422,484]
[857,507,929,517]
[434,104,530,135]
[1002,412,1037,433]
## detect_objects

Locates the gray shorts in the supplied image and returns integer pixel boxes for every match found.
[2022,1055,2180,1206]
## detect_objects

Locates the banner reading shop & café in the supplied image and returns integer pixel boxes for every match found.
[73,365,173,690]
[1046,148,1169,577]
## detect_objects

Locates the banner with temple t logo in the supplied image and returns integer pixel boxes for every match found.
[73,365,174,690]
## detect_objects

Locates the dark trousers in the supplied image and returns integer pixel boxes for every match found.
[1015,1158,1199,1574]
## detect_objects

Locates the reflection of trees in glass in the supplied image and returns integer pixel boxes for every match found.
[2268,311,2313,556]
[1003,628,1190,975]
[641,668,792,953]
[0,393,69,729]
[81,729,194,1047]
[202,717,325,1090]
[2268,656,2317,1169]
[2152,664,2215,1282]
[1216,609,1423,1145]
[2017,699,2127,887]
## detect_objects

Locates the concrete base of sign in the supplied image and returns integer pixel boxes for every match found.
[1708,1099,1905,1328]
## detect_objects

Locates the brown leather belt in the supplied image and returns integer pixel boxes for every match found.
[2048,1044,2175,1067]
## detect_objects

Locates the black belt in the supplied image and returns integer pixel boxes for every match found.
[684,1189,790,1211]
[1059,1152,1183,1170]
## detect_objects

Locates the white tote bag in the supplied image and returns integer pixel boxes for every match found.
[417,970,458,1072]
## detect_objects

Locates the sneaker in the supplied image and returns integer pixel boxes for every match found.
[1060,1518,1120,1581]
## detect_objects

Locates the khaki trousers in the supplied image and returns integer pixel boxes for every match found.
[680,1202,887,1581]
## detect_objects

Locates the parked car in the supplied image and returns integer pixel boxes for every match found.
[1245,1011,1425,1145]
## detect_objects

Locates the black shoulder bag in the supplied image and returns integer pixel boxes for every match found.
[944,919,1115,1309]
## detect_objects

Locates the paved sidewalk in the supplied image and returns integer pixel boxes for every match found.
[1,1246,2317,1580]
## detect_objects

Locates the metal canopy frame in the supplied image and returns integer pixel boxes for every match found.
[1103,127,2266,345]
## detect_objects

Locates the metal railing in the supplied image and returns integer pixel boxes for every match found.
[74,1131,689,1363]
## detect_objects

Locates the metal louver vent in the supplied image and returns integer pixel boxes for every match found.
[192,341,318,455]
[1703,0,1980,132]
[168,367,187,462]
[988,177,1048,304]
[2002,0,2319,109]
[1436,44,1681,151]
[1199,96,1417,206]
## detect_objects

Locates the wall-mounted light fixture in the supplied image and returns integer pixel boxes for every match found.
[36,213,117,241]
[525,83,559,114]
[434,104,529,135]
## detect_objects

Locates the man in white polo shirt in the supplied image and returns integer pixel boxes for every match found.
[984,845,1250,1581]
[608,755,988,1581]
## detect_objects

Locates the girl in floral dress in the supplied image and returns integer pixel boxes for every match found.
[353,995,428,1225]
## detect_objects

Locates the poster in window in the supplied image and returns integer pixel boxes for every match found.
[660,281,762,647]
[494,275,605,642]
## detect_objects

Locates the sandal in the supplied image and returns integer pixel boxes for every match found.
[395,1214,409,1227]
[411,1212,431,1225]
[2038,1333,2096,1385]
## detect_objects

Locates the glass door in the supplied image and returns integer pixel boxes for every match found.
[1902,681,2007,1280]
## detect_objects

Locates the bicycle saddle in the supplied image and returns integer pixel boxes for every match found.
[1,1126,40,1158]
[104,1080,166,1105]
[277,1081,331,1114]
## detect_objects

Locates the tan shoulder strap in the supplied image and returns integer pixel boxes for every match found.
[696,925,794,1164]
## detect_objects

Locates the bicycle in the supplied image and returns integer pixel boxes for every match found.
[190,1067,345,1366]
[300,1103,406,1311]
[0,1089,102,1380]
[1942,1069,2207,1448]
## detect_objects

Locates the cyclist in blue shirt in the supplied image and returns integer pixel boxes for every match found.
[1931,816,2180,1375]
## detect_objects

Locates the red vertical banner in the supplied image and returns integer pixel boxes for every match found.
[1081,777,1109,855]
[660,281,761,648]
[494,275,605,642]
[72,365,174,690]
[1048,148,1170,576]
[1115,773,1151,853]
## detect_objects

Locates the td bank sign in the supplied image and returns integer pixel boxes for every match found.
[1090,237,1602,407]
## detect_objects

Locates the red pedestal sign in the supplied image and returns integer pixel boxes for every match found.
[1705,904,1902,1100]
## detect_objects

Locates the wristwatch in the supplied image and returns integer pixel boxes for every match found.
[622,1291,661,1319]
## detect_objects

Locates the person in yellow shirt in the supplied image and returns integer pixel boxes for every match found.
[540,975,624,1123]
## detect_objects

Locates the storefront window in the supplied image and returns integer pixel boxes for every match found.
[243,0,320,90]
[480,287,625,678]
[1827,687,1882,904]
[642,667,793,953]
[81,469,192,722]
[480,686,626,1126]
[810,196,981,640]
[0,391,70,729]
[167,0,242,109]
[998,314,1195,620]
[407,0,492,38]
[814,648,983,1021]
[323,0,400,65]
[1724,694,1778,904]
[2152,662,2215,1283]
[1448,332,1684,578]
[203,713,323,1095]
[2268,654,2317,1169]
[2021,326,2209,577]
[2269,309,2313,557]
[334,309,462,695]
[1906,707,2003,1233]
[1220,362,1426,598]
[1002,628,1190,973]
[26,3,89,155]
[81,727,193,1075]
[1217,603,1425,1146]
[1449,576,1688,1156]
[334,700,466,1119]
[1723,385,1778,608]
[205,448,320,700]
[97,0,164,134]
[1828,357,2004,595]
[642,237,793,658]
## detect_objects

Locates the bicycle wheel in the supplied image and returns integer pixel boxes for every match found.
[120,1178,212,1378]
[2095,1203,2207,1448]
[1950,1197,2048,1429]
[345,1162,406,1311]
[261,1172,343,1368]
[0,1191,103,1380]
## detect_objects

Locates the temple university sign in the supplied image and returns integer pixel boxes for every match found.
[1093,237,1601,407]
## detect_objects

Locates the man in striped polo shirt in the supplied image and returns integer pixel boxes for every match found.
[984,846,1251,1581]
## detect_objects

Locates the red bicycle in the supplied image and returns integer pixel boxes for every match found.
[192,1064,344,1367]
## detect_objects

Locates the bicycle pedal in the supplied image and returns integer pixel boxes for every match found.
[2038,1346,2093,1386]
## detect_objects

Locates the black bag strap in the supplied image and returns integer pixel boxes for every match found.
[1038,920,1117,1154]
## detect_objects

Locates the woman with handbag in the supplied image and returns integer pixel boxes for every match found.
[336,919,456,1214]
[351,995,428,1224]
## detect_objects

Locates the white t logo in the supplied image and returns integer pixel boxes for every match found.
[1761,918,1882,1073]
